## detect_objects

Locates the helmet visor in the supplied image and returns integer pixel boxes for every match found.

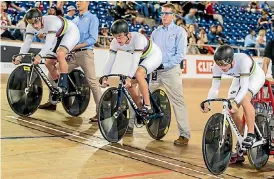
[215,60,230,66]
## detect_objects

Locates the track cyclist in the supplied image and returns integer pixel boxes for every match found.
[101,19,162,115]
[201,45,265,162]
[12,8,80,94]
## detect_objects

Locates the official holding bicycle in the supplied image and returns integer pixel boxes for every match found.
[39,1,102,122]
[262,40,274,78]
[150,3,191,146]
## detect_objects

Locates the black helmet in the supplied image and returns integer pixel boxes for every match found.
[25,8,43,24]
[214,45,234,66]
[110,19,129,35]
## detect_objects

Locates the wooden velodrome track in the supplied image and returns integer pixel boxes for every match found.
[1,74,274,179]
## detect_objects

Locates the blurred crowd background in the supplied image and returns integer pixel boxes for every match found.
[1,1,273,56]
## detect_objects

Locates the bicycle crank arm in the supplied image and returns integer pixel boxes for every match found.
[113,111,121,119]
[252,139,267,148]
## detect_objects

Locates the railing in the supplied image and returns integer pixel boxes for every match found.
[1,25,265,56]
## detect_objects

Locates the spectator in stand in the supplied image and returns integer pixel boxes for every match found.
[198,27,208,44]
[187,37,200,54]
[1,1,14,40]
[187,24,198,42]
[270,15,274,32]
[216,25,225,45]
[173,2,183,15]
[181,1,194,16]
[137,1,155,18]
[207,24,218,45]
[256,29,267,56]
[175,18,184,26]
[261,1,271,12]
[48,6,58,15]
[258,10,271,30]
[5,1,24,12]
[65,5,76,20]
[110,1,127,21]
[244,29,257,47]
[97,24,111,47]
[12,16,27,40]
[184,8,198,28]
[48,3,64,16]
[247,1,261,13]
[196,2,208,20]
[197,39,210,54]
[34,2,44,12]
[125,1,145,27]
[205,2,223,25]
[56,1,65,15]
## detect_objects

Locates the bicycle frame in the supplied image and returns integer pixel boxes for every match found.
[221,101,267,150]
[14,53,79,96]
[114,76,163,122]
[28,64,80,96]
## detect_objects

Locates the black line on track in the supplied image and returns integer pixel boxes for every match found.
[17,116,242,179]
[4,118,202,179]
[1,135,68,139]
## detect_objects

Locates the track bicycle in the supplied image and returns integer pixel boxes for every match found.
[201,98,271,175]
[97,74,171,143]
[7,53,90,117]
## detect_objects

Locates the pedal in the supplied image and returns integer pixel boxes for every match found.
[50,92,61,105]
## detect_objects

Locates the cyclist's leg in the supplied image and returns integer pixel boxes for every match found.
[227,77,244,134]
[135,66,151,108]
[127,81,142,109]
[137,49,162,112]
[45,58,59,82]
[57,23,80,90]
[242,68,265,147]
[228,77,246,163]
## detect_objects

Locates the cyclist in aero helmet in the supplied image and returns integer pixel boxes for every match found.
[101,19,162,116]
[13,8,80,93]
[201,45,265,163]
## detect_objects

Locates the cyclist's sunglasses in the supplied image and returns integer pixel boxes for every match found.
[160,12,173,16]
[215,60,229,66]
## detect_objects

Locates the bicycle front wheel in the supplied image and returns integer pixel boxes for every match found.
[202,113,232,175]
[6,65,42,117]
[98,87,129,143]
[247,114,271,170]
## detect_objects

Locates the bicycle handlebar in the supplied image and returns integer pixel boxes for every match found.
[12,53,35,59]
[200,98,232,110]
[99,74,131,85]
[12,53,74,62]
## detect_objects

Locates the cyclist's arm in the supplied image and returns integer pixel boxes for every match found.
[103,40,118,75]
[234,55,252,104]
[19,25,35,54]
[207,64,222,99]
[38,32,56,57]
